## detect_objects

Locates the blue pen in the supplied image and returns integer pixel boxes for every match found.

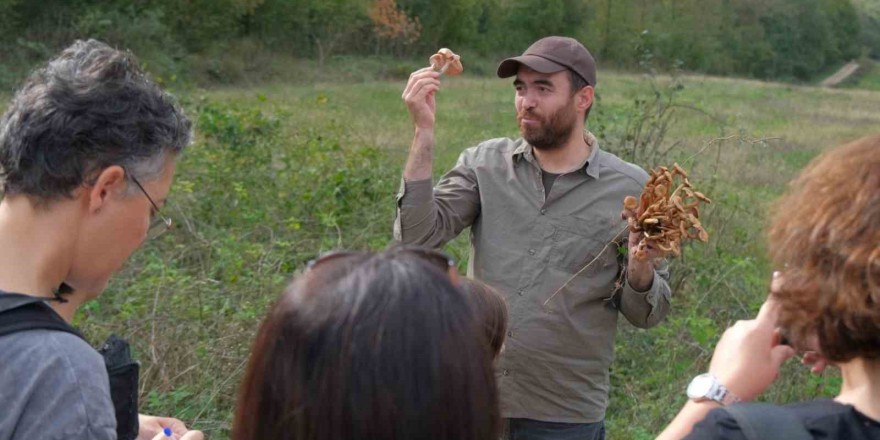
[163,427,173,438]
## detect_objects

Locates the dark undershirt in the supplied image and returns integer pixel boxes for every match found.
[685,399,880,440]
[541,170,560,196]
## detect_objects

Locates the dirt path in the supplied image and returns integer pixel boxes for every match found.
[821,61,860,87]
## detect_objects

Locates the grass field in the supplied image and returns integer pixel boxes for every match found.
[5,63,879,438]
[846,60,880,91]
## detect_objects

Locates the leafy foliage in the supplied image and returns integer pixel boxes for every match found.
[0,0,875,88]
[43,62,880,438]
[4,3,878,438]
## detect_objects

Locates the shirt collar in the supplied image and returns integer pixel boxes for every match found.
[583,131,601,179]
[512,130,602,179]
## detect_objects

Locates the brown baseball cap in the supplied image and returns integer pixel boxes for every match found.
[497,36,597,87]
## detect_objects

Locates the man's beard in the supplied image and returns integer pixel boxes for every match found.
[517,101,578,151]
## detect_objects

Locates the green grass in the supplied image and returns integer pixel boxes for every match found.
[4,63,880,438]
[845,61,880,91]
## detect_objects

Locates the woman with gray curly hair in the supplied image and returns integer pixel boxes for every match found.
[0,40,201,440]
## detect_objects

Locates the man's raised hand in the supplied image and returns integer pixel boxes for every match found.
[402,67,441,130]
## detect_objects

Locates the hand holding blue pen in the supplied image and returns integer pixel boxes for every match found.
[142,414,204,440]
[150,425,204,440]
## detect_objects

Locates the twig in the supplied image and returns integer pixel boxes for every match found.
[682,135,781,166]
[170,364,199,382]
[191,356,249,423]
[695,261,746,310]
[671,103,727,127]
[149,267,168,387]
[543,225,629,306]
[681,135,737,165]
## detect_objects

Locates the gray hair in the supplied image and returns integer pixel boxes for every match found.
[0,39,191,201]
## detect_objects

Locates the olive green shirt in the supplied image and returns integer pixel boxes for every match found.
[393,132,672,423]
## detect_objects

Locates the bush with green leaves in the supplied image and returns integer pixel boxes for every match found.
[0,0,875,89]
[47,58,876,440]
[75,98,400,434]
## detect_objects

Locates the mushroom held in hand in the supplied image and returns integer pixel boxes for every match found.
[429,48,463,76]
[623,163,712,258]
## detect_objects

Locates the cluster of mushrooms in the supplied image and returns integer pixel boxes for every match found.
[624,163,712,258]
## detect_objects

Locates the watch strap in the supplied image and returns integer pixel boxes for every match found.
[689,373,741,406]
[716,385,741,406]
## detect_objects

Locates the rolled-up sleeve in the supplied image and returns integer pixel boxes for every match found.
[393,152,481,248]
[618,260,672,328]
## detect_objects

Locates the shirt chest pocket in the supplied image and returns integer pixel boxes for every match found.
[548,215,624,274]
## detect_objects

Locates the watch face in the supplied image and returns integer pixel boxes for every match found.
[687,374,714,399]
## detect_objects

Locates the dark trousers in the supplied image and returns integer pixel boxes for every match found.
[504,418,606,440]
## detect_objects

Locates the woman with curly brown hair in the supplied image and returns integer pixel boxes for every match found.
[658,134,880,440]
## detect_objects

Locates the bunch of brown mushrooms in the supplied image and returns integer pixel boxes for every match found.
[623,163,712,258]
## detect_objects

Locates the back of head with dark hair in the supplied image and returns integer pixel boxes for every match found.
[0,39,191,201]
[233,250,500,440]
[461,277,509,358]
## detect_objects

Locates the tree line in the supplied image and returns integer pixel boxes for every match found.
[0,0,875,86]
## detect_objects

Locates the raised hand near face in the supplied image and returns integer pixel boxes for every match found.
[402,68,441,131]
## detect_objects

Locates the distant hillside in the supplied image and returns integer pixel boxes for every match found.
[0,0,876,88]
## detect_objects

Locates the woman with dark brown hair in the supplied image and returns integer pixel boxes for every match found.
[658,134,880,439]
[232,247,500,440]
[461,277,509,359]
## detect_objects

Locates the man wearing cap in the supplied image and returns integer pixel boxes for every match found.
[394,36,672,439]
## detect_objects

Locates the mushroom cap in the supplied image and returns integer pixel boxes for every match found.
[429,53,444,70]
[430,48,463,76]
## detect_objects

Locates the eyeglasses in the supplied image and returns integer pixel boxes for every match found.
[128,173,172,240]
[307,246,459,284]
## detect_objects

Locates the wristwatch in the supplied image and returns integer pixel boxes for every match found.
[686,373,740,405]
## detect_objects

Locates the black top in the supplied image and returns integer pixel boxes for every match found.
[686,399,880,440]
[541,170,560,196]
[0,291,83,339]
